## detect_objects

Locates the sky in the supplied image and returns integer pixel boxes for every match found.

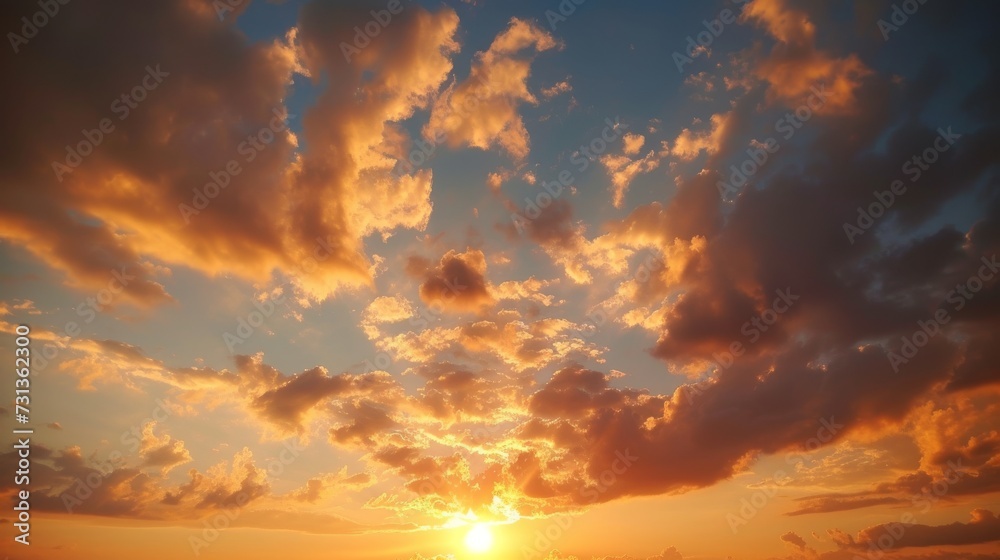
[1,0,1000,558]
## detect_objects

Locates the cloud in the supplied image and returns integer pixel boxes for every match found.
[542,79,573,99]
[529,364,646,420]
[622,133,646,156]
[0,439,278,522]
[669,113,732,161]
[415,248,495,312]
[138,422,192,474]
[853,509,1000,549]
[494,277,561,307]
[288,1,462,299]
[408,363,518,424]
[361,295,417,338]
[780,531,808,550]
[584,548,684,560]
[501,198,635,284]
[5,1,1000,550]
[191,447,270,510]
[0,0,468,306]
[0,0,301,307]
[787,495,905,516]
[741,0,872,113]
[286,468,374,503]
[251,367,399,435]
[330,400,400,448]
[424,17,559,160]
[601,147,663,208]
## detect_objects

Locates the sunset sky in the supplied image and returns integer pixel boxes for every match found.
[2,0,1000,558]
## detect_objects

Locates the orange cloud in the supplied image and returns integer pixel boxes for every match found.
[670,113,733,161]
[742,0,872,113]
[424,17,559,160]
[0,0,465,306]
[416,249,495,313]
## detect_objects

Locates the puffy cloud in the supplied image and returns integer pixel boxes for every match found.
[494,277,561,307]
[371,304,605,374]
[251,367,401,435]
[424,17,559,160]
[741,0,872,113]
[0,0,466,306]
[780,531,808,550]
[622,133,646,156]
[529,364,646,420]
[501,198,636,284]
[0,0,298,306]
[6,1,1000,551]
[601,147,664,208]
[669,113,732,161]
[361,295,417,338]
[138,422,192,474]
[415,249,495,313]
[39,335,411,440]
[510,340,962,505]
[409,363,519,424]
[191,446,270,510]
[288,0,462,299]
[0,440,277,522]
[329,400,400,448]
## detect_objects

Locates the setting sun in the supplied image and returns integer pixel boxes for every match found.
[464,524,494,554]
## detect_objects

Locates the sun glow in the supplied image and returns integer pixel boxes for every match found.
[464,523,494,553]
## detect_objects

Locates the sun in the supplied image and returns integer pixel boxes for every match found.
[464,523,493,554]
